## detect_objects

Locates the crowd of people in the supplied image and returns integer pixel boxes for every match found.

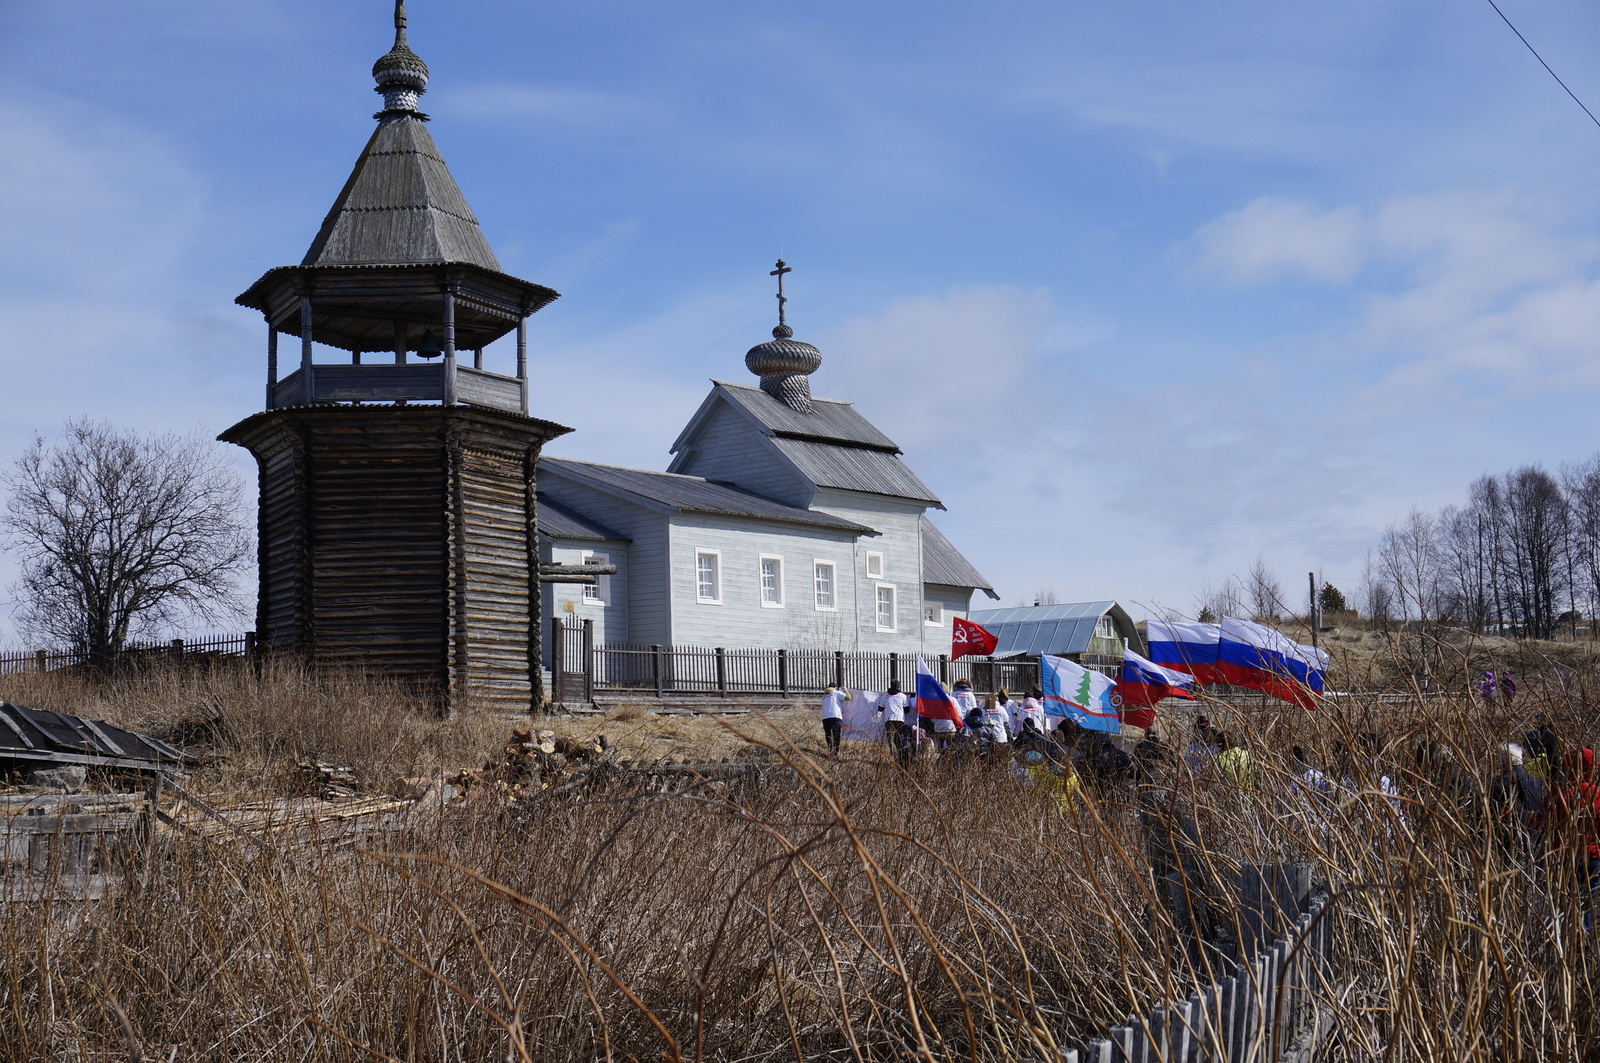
[816,683,1600,933]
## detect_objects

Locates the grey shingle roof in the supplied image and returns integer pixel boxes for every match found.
[540,458,876,535]
[920,517,997,597]
[536,494,629,542]
[699,382,902,451]
[302,115,501,270]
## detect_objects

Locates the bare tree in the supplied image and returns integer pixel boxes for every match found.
[2,420,251,661]
[1378,509,1441,624]
[1502,465,1567,639]
[1246,557,1283,621]
[1360,551,1394,628]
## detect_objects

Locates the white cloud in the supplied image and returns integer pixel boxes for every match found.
[821,286,1053,450]
[1191,196,1367,284]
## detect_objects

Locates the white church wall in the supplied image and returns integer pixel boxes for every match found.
[919,582,975,657]
[668,399,811,507]
[666,514,860,649]
[540,537,629,659]
[537,472,674,645]
[805,488,927,656]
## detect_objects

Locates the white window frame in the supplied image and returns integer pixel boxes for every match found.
[875,583,897,632]
[759,554,784,608]
[865,551,884,580]
[1095,615,1115,639]
[695,549,722,605]
[582,551,609,605]
[813,560,837,611]
[923,601,942,627]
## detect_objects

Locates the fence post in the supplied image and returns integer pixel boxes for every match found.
[715,647,727,696]
[244,631,256,659]
[651,645,663,698]
[778,648,789,696]
[551,621,566,703]
[34,649,45,673]
[939,653,949,685]
[835,649,845,691]
[889,652,900,688]
[170,638,184,659]
[581,619,595,703]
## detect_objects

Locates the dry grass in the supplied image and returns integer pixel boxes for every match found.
[2,651,1600,1060]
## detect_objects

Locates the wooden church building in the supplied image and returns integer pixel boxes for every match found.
[223,3,996,711]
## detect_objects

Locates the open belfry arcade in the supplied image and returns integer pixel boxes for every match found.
[222,2,591,712]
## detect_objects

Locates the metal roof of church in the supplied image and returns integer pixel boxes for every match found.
[536,494,630,542]
[302,116,501,269]
[672,382,942,504]
[540,458,876,534]
[770,437,941,504]
[921,517,998,597]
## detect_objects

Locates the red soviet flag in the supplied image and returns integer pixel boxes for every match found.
[951,617,998,660]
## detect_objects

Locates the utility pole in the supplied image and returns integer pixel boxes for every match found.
[1309,571,1319,652]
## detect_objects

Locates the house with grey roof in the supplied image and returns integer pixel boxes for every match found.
[538,279,997,657]
[964,602,1145,675]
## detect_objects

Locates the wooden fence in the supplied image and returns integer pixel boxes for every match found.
[551,619,1042,702]
[0,633,255,676]
[1070,863,1332,1063]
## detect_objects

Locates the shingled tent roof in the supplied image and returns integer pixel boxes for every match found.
[301,115,501,269]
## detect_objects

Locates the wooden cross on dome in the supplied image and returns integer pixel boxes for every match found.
[770,259,792,327]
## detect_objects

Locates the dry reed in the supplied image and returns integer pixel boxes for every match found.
[1,648,1598,1061]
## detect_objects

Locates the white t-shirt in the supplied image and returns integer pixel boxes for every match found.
[982,700,1011,744]
[1021,697,1046,733]
[952,690,978,720]
[876,691,909,724]
[998,696,1021,733]
[820,690,845,720]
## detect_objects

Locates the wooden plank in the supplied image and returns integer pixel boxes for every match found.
[1,812,143,834]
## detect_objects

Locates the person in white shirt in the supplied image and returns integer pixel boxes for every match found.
[820,685,845,758]
[981,694,1010,745]
[876,682,911,764]
[929,679,970,749]
[997,689,1021,735]
[1021,688,1046,735]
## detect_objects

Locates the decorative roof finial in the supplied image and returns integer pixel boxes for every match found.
[770,258,792,337]
[746,258,821,412]
[373,0,430,121]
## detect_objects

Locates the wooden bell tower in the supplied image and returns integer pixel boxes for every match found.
[221,2,574,712]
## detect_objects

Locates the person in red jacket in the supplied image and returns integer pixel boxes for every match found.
[1546,747,1599,930]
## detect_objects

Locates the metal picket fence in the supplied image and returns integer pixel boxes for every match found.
[0,633,255,676]
[550,619,1043,702]
[1069,864,1333,1063]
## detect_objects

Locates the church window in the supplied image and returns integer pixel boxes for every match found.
[583,552,609,604]
[696,550,721,604]
[865,552,884,580]
[813,562,836,610]
[924,602,942,626]
[760,556,783,607]
[876,584,897,632]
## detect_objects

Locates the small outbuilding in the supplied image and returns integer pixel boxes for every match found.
[965,602,1145,674]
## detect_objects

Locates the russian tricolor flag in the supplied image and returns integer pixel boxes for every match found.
[1147,618,1326,710]
[914,655,965,726]
[1114,649,1197,727]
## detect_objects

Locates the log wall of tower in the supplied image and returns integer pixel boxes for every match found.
[222,404,564,712]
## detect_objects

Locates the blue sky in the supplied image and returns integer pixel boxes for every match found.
[5,0,1600,634]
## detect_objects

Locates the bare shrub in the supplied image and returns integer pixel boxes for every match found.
[3,647,1600,1060]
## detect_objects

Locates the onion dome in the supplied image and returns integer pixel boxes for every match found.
[373,1,430,119]
[746,259,822,413]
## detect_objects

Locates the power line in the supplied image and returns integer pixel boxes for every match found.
[1484,0,1600,131]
